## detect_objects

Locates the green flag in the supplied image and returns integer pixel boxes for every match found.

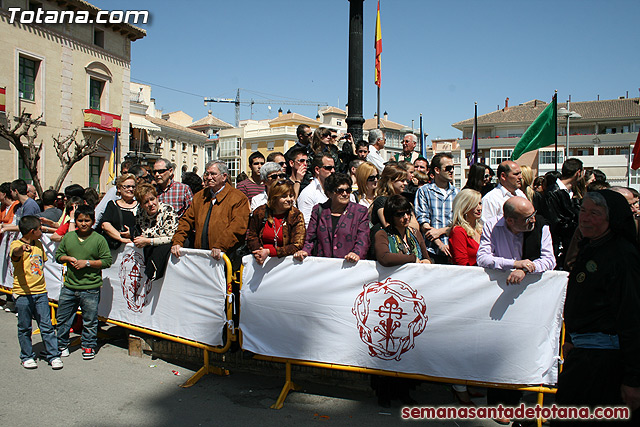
[511,94,557,160]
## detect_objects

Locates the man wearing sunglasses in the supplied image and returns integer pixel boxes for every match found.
[250,162,288,212]
[415,153,459,264]
[297,154,335,227]
[153,158,193,218]
[286,147,308,199]
[481,160,525,223]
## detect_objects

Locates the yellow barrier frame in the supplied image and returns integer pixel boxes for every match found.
[0,253,236,388]
[238,265,563,427]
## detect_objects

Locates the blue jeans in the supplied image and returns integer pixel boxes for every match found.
[16,293,60,362]
[56,286,100,350]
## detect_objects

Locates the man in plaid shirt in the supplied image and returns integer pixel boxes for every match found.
[414,153,458,264]
[153,158,193,218]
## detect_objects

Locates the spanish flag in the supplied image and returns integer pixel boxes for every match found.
[108,131,118,183]
[83,109,121,132]
[374,0,382,88]
[0,87,6,113]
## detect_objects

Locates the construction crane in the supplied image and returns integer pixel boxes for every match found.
[204,88,328,127]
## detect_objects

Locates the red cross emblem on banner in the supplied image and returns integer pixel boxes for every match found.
[119,251,152,313]
[353,278,428,360]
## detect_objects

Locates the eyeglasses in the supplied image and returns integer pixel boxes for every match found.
[321,165,336,171]
[444,165,455,172]
[393,210,411,217]
[524,210,537,224]
[322,134,332,139]
[334,187,352,195]
[304,132,313,137]
[141,175,153,182]
[268,173,288,180]
[122,185,136,190]
[203,171,218,177]
[278,161,287,167]
[295,158,308,164]
[153,168,169,175]
[331,134,338,139]
[367,175,380,182]
[484,174,491,179]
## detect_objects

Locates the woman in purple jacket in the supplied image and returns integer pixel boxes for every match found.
[294,173,369,263]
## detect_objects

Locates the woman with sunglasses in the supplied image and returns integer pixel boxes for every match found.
[247,180,305,265]
[354,162,379,210]
[100,173,138,249]
[371,194,430,406]
[371,163,410,228]
[309,127,353,174]
[294,173,369,263]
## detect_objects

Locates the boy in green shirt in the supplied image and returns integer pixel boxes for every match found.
[55,205,112,360]
[11,215,62,369]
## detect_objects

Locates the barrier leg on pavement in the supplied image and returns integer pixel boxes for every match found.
[270,360,300,410]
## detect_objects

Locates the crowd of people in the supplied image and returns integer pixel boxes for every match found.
[1,123,639,425]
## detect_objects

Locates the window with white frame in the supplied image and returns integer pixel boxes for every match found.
[85,62,111,112]
[489,149,513,167]
[89,78,104,110]
[19,56,38,101]
[225,158,241,180]
[539,150,564,165]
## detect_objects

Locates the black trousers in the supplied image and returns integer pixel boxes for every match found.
[553,348,637,426]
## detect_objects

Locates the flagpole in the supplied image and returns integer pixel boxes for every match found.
[377,86,380,129]
[553,90,558,172]
[474,102,478,163]
[419,113,425,158]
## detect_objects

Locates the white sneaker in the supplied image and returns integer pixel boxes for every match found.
[59,348,70,357]
[50,358,63,370]
[21,359,37,369]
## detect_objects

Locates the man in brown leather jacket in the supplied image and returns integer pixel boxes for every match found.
[171,160,249,261]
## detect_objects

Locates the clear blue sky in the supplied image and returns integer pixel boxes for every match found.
[93,0,640,142]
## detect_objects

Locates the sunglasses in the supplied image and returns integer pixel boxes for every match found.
[268,173,288,180]
[484,174,491,179]
[122,185,136,190]
[334,187,352,195]
[321,165,336,171]
[278,161,287,167]
[393,210,411,217]
[524,210,537,224]
[444,165,455,172]
[331,134,338,139]
[367,175,380,182]
[304,132,313,137]
[153,168,170,175]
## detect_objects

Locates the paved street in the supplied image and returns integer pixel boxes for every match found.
[0,308,505,426]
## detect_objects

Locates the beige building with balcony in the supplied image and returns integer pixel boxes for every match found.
[0,0,145,192]
[452,97,640,188]
[129,82,209,175]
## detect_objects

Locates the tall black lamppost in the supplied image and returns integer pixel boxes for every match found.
[346,0,364,143]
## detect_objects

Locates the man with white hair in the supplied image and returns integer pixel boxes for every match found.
[366,128,386,172]
[171,160,249,261]
[394,133,420,163]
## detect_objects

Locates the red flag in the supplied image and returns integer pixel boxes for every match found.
[632,129,640,170]
[374,1,382,88]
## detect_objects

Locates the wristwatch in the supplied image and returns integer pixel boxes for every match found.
[85,260,91,268]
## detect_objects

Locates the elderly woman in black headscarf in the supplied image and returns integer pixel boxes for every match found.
[554,190,640,425]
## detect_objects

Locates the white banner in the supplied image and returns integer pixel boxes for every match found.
[1,234,227,347]
[240,256,568,386]
[100,245,227,347]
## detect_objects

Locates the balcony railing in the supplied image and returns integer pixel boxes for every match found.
[129,139,161,154]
